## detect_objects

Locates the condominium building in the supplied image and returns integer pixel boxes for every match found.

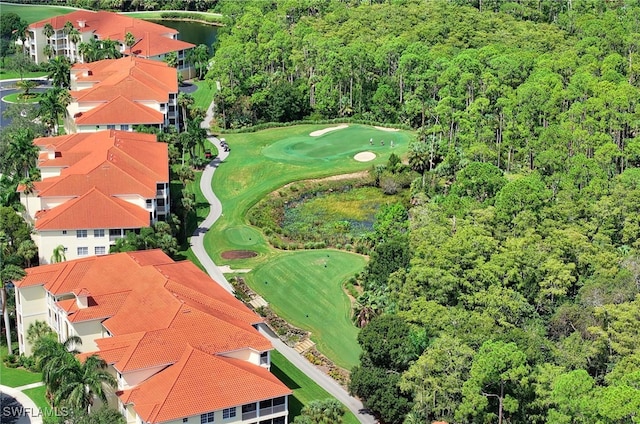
[19,130,170,264]
[25,10,194,78]
[14,250,291,424]
[66,57,180,133]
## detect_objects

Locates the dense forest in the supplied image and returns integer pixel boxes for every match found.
[207,1,640,424]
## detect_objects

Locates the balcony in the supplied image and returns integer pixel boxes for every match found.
[242,411,257,421]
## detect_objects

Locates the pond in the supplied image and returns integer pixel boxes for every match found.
[149,20,218,54]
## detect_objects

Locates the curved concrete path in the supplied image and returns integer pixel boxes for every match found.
[0,384,44,424]
[190,102,376,424]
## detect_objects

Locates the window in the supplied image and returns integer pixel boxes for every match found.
[77,247,88,256]
[222,408,236,419]
[76,230,87,238]
[200,412,214,423]
[260,351,269,365]
[107,125,115,130]
[62,230,67,235]
[94,229,104,237]
[95,246,106,255]
[120,124,129,131]
[183,419,188,423]
[146,199,153,208]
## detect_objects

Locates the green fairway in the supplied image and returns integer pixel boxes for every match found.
[206,124,411,267]
[271,351,359,424]
[202,123,411,367]
[263,126,406,162]
[248,250,366,369]
[0,3,81,23]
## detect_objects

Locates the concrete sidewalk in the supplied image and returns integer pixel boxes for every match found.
[0,384,44,424]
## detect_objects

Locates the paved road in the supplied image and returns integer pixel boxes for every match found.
[0,78,50,129]
[190,100,376,424]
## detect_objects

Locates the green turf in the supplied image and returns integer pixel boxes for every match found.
[206,124,411,268]
[191,79,217,112]
[247,250,366,369]
[120,10,223,23]
[2,92,40,103]
[0,346,42,387]
[270,350,359,424]
[22,385,49,412]
[202,124,411,367]
[0,3,82,23]
[0,70,47,81]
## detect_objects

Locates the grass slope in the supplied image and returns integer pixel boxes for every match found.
[271,351,359,424]
[249,250,366,369]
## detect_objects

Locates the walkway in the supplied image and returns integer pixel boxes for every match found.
[190,100,376,424]
[0,384,44,424]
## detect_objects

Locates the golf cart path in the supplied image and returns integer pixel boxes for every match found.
[190,103,376,424]
[191,147,376,423]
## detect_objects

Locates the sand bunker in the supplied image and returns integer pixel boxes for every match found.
[374,126,400,132]
[219,265,252,274]
[221,250,258,259]
[354,151,376,162]
[309,124,348,137]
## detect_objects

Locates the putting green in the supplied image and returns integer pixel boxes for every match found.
[223,226,262,247]
[262,125,409,162]
[247,249,366,369]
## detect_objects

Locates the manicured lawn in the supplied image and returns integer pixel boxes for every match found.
[249,250,366,369]
[271,351,359,424]
[0,346,42,387]
[198,124,412,366]
[191,79,217,112]
[0,70,47,80]
[22,385,49,412]
[120,10,223,23]
[2,92,40,103]
[0,3,82,23]
[206,124,411,268]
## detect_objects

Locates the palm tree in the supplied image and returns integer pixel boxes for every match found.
[62,21,74,37]
[352,291,384,328]
[0,234,26,355]
[50,245,66,263]
[26,320,54,346]
[101,39,121,59]
[47,56,71,88]
[78,38,100,63]
[33,335,82,398]
[163,51,178,68]
[68,28,81,62]
[124,32,136,56]
[408,141,431,187]
[43,45,55,61]
[38,87,71,135]
[6,127,37,178]
[16,79,38,99]
[17,239,37,268]
[177,92,194,132]
[294,399,345,424]
[186,44,209,80]
[42,23,55,40]
[54,355,116,414]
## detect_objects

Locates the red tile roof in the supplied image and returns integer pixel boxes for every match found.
[14,251,285,423]
[29,11,193,57]
[29,130,167,229]
[120,347,291,423]
[75,96,164,126]
[35,187,151,230]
